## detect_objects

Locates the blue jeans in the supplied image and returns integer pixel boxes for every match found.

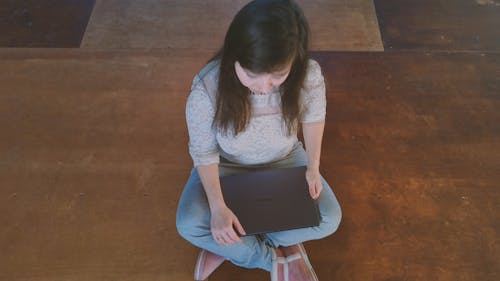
[176,142,342,272]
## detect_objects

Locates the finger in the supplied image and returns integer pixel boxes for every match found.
[227,228,242,243]
[223,231,238,244]
[311,184,320,199]
[307,180,313,196]
[213,234,222,245]
[309,185,316,198]
[316,182,323,197]
[218,235,229,246]
[233,217,246,236]
[214,236,222,245]
[213,232,227,245]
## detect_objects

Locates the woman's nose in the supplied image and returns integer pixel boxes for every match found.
[261,79,276,94]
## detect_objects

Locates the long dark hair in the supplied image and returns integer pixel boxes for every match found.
[211,0,310,136]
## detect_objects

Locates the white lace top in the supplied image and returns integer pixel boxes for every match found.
[186,59,326,167]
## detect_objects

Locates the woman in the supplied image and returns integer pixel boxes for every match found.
[176,1,341,280]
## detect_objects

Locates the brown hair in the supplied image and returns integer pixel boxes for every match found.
[211,0,310,136]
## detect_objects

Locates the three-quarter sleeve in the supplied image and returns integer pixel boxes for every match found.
[185,75,220,167]
[300,60,327,123]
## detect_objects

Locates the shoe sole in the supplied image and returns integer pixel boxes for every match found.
[194,250,207,280]
[195,249,225,281]
[297,243,319,281]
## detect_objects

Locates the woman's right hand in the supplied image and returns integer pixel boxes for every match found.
[210,205,246,246]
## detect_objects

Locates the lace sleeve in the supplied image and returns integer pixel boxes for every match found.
[185,75,220,167]
[300,60,327,123]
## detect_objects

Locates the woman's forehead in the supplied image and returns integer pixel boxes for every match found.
[243,61,292,75]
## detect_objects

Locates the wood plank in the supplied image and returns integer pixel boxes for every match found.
[0,48,208,281]
[0,0,96,47]
[1,50,499,280]
[310,51,500,280]
[81,0,383,51]
[374,0,500,51]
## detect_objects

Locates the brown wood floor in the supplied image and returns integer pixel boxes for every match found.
[0,1,499,281]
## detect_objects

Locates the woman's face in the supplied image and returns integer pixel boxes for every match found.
[234,61,291,95]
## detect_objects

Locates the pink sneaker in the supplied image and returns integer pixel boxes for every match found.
[270,247,287,281]
[279,243,319,281]
[194,249,226,281]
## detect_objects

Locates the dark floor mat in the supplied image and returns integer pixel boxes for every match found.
[374,0,500,51]
[0,0,95,47]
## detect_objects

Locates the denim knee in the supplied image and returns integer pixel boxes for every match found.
[175,212,191,240]
[319,200,342,237]
[176,209,210,243]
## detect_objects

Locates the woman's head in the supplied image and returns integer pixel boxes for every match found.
[227,0,307,77]
[213,0,310,135]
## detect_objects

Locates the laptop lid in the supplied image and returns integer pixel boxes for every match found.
[220,166,320,236]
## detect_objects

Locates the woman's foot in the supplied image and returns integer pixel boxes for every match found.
[278,243,319,281]
[194,249,226,281]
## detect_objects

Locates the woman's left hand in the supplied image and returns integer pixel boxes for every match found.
[305,168,323,200]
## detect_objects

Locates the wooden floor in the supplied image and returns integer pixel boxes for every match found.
[0,1,499,281]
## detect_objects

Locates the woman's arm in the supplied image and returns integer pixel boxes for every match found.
[302,120,325,199]
[197,163,225,211]
[186,74,245,245]
[197,163,246,245]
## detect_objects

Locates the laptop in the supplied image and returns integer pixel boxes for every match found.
[219,166,320,236]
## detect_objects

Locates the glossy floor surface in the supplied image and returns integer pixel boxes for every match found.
[0,1,499,281]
